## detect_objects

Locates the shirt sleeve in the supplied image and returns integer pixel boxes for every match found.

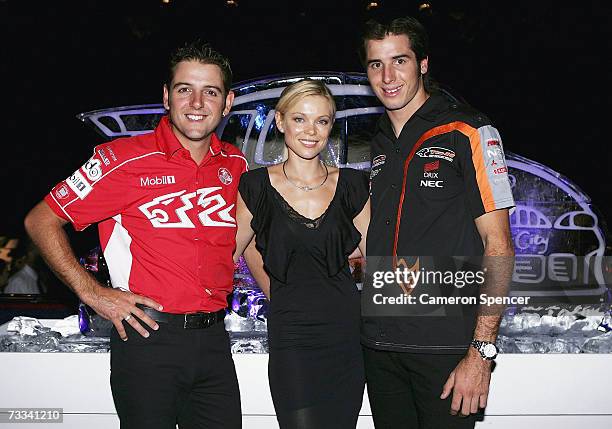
[462,125,515,218]
[44,146,129,231]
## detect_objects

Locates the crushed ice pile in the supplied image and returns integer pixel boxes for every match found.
[496,305,612,353]
[2,305,610,354]
[0,316,109,353]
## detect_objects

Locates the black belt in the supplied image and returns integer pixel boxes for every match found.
[137,304,226,329]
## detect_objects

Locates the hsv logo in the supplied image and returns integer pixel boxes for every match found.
[218,168,233,185]
[54,184,70,200]
[138,187,236,228]
[424,160,440,172]
[140,175,176,187]
[416,147,456,162]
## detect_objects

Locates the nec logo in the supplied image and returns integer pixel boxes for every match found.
[138,187,235,228]
[420,180,444,188]
[140,176,176,187]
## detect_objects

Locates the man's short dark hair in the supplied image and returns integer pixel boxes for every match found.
[167,40,233,94]
[361,16,436,93]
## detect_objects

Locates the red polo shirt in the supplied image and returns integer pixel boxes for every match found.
[45,116,248,313]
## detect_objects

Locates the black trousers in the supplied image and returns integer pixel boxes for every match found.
[110,321,241,429]
[363,347,477,429]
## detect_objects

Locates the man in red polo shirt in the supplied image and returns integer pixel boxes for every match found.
[24,41,246,429]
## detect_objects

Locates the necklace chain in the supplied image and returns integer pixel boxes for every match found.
[282,161,329,191]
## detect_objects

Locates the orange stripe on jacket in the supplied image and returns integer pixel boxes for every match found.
[466,128,496,213]
[392,121,492,265]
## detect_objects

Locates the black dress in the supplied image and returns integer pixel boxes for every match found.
[238,167,369,429]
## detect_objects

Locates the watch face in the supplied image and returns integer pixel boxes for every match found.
[483,343,497,358]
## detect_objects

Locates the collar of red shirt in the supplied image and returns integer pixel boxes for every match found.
[155,116,226,161]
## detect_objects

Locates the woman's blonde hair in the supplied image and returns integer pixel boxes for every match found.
[275,79,336,118]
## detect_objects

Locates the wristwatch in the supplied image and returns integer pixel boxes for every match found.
[470,339,499,361]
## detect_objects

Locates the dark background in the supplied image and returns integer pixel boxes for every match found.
[1,0,610,241]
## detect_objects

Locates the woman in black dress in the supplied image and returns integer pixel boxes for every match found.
[234,79,370,428]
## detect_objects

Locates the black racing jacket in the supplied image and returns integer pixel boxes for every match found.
[362,93,515,354]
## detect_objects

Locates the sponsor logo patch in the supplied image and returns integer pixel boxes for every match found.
[424,160,440,172]
[140,175,176,187]
[55,184,70,200]
[372,154,386,168]
[370,154,386,180]
[82,158,103,182]
[416,147,456,162]
[67,170,92,199]
[485,137,508,181]
[218,168,233,185]
[486,146,505,162]
[420,179,444,188]
[98,149,111,166]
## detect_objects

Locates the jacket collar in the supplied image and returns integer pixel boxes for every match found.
[377,93,448,139]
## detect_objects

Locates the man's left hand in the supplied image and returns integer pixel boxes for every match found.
[440,347,492,416]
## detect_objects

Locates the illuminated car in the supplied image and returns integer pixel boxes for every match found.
[78,72,610,306]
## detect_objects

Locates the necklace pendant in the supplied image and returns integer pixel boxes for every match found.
[283,160,328,192]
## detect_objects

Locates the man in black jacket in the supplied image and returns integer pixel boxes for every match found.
[361,16,515,428]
